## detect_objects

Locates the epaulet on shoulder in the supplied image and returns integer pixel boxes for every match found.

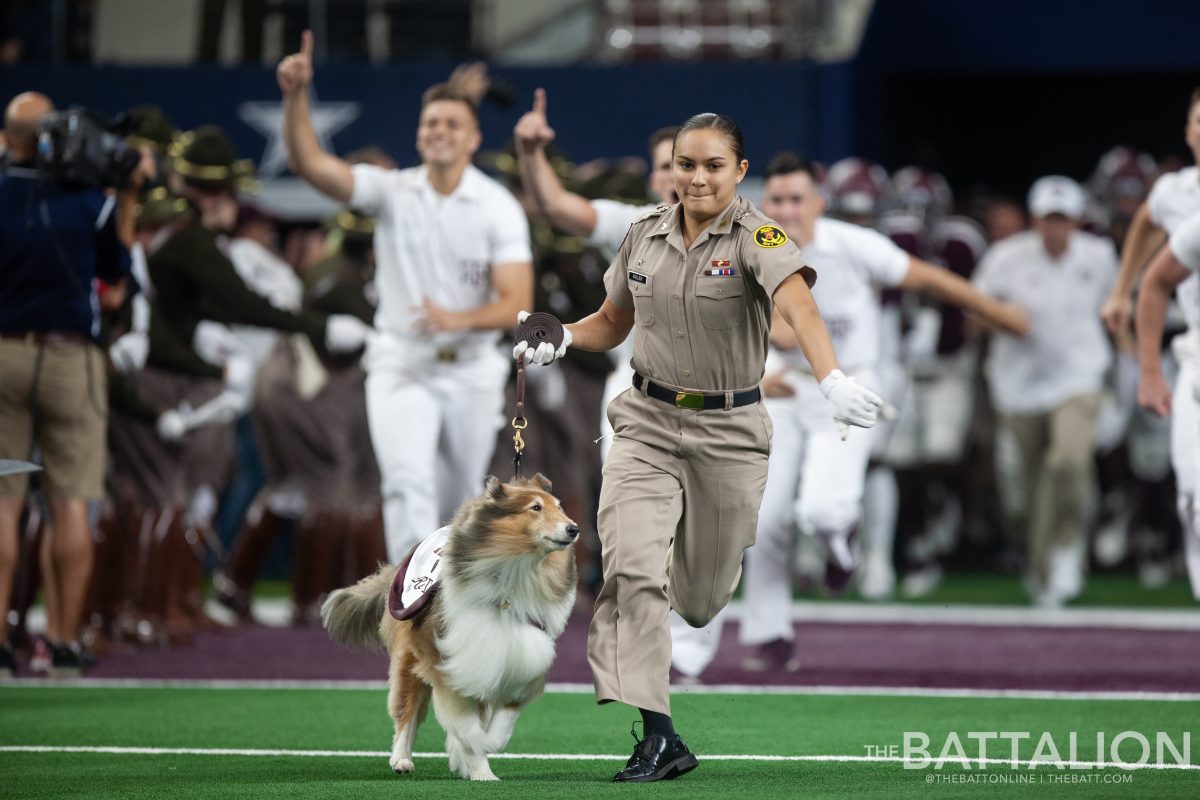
[733,205,769,231]
[634,204,672,224]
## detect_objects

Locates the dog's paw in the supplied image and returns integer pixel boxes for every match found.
[467,768,499,781]
[389,755,415,774]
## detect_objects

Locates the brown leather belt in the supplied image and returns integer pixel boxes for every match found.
[633,373,761,410]
[0,331,90,346]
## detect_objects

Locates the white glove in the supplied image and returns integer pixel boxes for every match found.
[325,314,372,353]
[109,331,149,374]
[820,369,883,438]
[183,390,248,429]
[156,408,187,442]
[192,321,240,366]
[223,353,255,398]
[512,310,572,366]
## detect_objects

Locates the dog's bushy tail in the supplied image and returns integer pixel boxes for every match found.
[320,563,399,653]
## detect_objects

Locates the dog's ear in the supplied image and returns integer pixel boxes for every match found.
[484,475,506,500]
[530,473,553,493]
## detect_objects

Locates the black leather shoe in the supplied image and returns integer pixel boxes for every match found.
[612,726,699,783]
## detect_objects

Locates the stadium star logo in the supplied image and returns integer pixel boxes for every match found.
[238,93,360,178]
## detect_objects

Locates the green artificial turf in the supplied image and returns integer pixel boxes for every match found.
[1,688,1195,799]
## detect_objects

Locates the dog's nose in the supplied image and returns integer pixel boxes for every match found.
[566,524,580,539]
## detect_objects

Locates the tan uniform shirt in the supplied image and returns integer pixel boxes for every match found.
[603,196,816,392]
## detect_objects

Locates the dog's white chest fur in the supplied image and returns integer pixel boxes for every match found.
[437,574,573,705]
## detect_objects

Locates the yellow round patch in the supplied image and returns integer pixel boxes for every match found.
[754,225,788,248]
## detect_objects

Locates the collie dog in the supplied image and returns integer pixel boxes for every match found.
[321,474,578,781]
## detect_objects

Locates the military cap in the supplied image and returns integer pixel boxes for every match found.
[125,105,178,154]
[174,125,238,191]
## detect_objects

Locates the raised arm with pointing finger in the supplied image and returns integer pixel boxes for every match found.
[279,30,355,203]
[514,88,603,237]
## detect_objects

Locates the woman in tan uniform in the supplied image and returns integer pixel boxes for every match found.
[514,113,882,782]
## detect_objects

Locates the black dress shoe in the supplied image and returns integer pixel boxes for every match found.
[613,727,699,783]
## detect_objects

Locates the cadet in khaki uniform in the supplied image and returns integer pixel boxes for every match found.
[514,114,882,783]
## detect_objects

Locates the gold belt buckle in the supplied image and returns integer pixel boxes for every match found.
[436,347,457,363]
[674,391,704,410]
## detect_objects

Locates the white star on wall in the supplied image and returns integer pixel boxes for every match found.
[238,91,360,178]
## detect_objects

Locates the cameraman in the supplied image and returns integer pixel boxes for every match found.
[0,92,139,677]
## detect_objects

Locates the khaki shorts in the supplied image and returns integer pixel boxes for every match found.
[0,337,108,499]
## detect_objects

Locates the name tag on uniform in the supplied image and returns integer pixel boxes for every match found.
[705,260,736,276]
[629,271,648,284]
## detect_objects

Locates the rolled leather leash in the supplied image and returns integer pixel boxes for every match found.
[510,313,566,479]
[514,312,566,353]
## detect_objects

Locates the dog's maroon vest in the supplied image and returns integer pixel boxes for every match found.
[388,526,450,621]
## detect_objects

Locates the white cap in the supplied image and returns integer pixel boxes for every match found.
[1027,175,1086,219]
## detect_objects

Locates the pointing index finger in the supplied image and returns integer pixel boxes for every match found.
[533,88,547,116]
[300,29,313,60]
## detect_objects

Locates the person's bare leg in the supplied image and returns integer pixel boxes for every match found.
[0,498,22,646]
[39,519,61,642]
[45,499,94,644]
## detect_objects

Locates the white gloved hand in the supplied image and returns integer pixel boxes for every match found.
[223,353,255,397]
[156,408,188,442]
[325,314,372,353]
[820,369,883,439]
[109,331,149,374]
[192,320,240,366]
[512,310,572,366]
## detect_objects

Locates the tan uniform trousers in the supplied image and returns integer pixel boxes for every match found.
[589,386,771,715]
[998,392,1101,585]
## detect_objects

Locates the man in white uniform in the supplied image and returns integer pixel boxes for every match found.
[1102,88,1200,597]
[1135,211,1200,598]
[278,32,533,562]
[736,153,1028,670]
[975,176,1119,606]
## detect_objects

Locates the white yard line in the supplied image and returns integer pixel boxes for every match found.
[2,679,1199,702]
[776,601,1200,630]
[0,744,1195,771]
[20,599,1200,632]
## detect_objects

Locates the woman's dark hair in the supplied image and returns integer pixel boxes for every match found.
[673,113,745,162]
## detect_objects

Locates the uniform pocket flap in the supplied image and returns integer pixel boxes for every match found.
[629,273,653,296]
[695,279,744,300]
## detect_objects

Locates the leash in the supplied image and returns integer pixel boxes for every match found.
[510,312,565,479]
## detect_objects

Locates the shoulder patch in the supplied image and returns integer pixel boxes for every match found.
[754,224,789,248]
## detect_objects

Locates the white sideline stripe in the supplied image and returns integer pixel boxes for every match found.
[776,601,1200,631]
[3,679,1200,702]
[25,600,1200,632]
[0,745,1196,771]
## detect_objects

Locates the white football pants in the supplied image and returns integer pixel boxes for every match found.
[739,371,875,646]
[1172,357,1200,599]
[365,334,509,564]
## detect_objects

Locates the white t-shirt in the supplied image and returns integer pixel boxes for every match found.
[1147,167,1200,331]
[779,216,911,372]
[588,200,659,369]
[1170,211,1200,272]
[350,163,532,348]
[587,199,659,263]
[974,230,1118,414]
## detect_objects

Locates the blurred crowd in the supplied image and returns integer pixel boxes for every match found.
[1,67,1197,679]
